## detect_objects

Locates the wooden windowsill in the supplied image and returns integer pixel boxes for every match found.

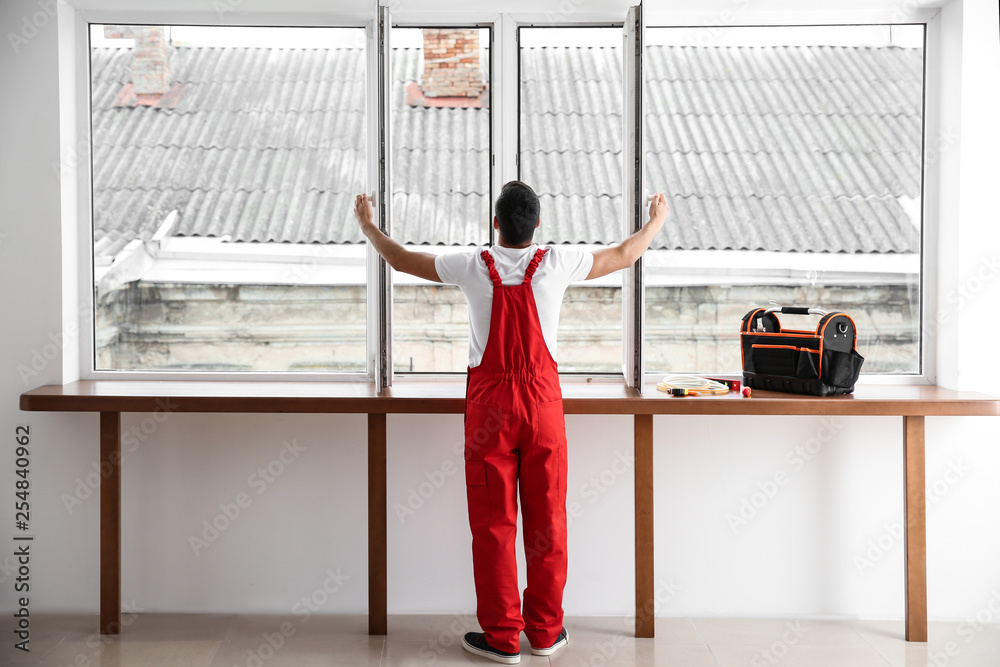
[19,380,1000,416]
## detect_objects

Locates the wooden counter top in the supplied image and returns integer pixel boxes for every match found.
[19,380,1000,416]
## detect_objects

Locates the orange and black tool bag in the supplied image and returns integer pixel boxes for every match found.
[741,306,865,396]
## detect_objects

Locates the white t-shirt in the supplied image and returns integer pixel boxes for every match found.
[435,244,595,368]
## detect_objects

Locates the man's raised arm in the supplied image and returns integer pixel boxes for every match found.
[586,193,669,280]
[354,193,441,283]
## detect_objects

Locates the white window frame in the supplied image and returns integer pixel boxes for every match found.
[373,2,393,390]
[385,16,500,384]
[76,9,375,383]
[385,9,641,384]
[68,2,941,387]
[511,16,642,384]
[639,7,941,387]
[623,4,645,390]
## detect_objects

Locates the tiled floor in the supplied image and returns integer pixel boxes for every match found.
[4,614,999,666]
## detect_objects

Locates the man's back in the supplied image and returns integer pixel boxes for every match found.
[435,244,594,368]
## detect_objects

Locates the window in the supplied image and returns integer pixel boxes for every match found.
[86,18,929,381]
[90,25,368,372]
[519,27,624,373]
[389,27,491,373]
[642,25,924,375]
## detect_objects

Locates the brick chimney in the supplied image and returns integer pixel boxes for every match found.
[131,26,171,95]
[420,29,484,99]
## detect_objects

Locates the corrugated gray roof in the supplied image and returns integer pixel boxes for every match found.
[91,43,922,258]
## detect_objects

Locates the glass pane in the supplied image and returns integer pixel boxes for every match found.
[391,27,491,373]
[519,27,624,373]
[643,25,924,375]
[91,25,368,372]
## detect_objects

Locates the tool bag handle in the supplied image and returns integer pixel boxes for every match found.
[765,307,828,316]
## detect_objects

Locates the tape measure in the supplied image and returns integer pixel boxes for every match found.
[656,375,730,396]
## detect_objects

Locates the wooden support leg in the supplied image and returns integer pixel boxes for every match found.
[100,412,121,635]
[634,414,654,638]
[904,415,928,642]
[368,413,387,635]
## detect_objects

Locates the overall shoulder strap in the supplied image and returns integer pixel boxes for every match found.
[522,247,549,285]
[480,250,503,287]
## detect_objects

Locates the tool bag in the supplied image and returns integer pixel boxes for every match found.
[740,306,865,396]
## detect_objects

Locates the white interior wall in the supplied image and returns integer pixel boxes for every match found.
[1,0,999,623]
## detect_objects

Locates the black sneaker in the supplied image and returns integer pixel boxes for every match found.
[530,627,569,656]
[462,632,521,664]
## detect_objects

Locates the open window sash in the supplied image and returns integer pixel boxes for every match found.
[367,3,394,390]
[622,3,645,390]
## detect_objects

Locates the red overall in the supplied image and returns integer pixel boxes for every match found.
[463,247,568,654]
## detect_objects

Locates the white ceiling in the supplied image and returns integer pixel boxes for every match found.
[66,0,951,17]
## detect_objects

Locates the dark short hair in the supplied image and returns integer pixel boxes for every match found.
[494,181,540,245]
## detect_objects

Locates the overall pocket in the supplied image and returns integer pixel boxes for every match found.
[465,460,493,526]
[535,398,567,446]
[464,400,504,457]
[464,400,504,526]
[534,398,567,497]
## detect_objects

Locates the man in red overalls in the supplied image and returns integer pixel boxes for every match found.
[355,183,668,664]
